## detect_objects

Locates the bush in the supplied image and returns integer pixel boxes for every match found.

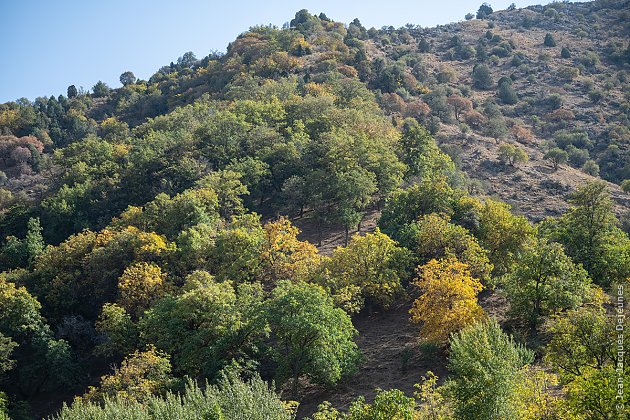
[582,160,600,176]
[472,64,493,90]
[560,46,571,58]
[543,33,556,47]
[498,143,528,166]
[544,147,568,170]
[497,80,518,105]
[476,3,494,19]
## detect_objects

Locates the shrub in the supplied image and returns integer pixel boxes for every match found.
[497,80,518,104]
[498,143,528,166]
[543,33,556,47]
[472,64,493,90]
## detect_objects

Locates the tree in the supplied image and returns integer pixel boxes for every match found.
[410,257,485,344]
[399,119,454,180]
[378,178,456,245]
[445,319,534,420]
[510,124,534,144]
[582,159,600,176]
[415,371,454,419]
[447,95,472,122]
[486,117,508,143]
[545,300,616,381]
[67,85,78,98]
[196,170,248,218]
[561,46,571,58]
[140,275,267,379]
[465,13,475,20]
[552,181,630,286]
[497,79,518,105]
[507,3,516,11]
[476,199,534,276]
[544,33,556,47]
[94,303,139,358]
[564,366,629,418]
[80,346,174,404]
[56,370,291,420]
[345,389,416,419]
[321,228,411,313]
[502,239,592,328]
[117,262,169,319]
[267,281,360,396]
[497,143,528,166]
[622,179,630,193]
[472,64,493,90]
[544,147,568,170]
[0,277,74,395]
[119,71,136,86]
[405,213,493,281]
[259,217,320,284]
[92,81,111,97]
[476,3,494,19]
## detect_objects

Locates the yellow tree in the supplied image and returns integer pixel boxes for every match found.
[259,217,320,283]
[322,228,411,313]
[118,262,169,319]
[410,257,485,343]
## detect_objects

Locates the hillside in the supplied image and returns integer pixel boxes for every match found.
[0,1,629,419]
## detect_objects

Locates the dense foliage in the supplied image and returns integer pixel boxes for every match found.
[0,3,628,419]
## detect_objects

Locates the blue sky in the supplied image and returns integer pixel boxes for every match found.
[1,0,562,102]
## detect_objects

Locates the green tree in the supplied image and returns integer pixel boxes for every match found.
[445,319,534,420]
[544,147,568,170]
[267,281,360,396]
[400,119,454,180]
[94,303,139,358]
[67,85,78,98]
[545,298,616,381]
[560,46,571,58]
[405,213,493,281]
[140,275,267,379]
[119,71,136,86]
[92,81,111,97]
[0,277,75,395]
[472,64,493,90]
[497,79,518,105]
[502,239,592,328]
[345,389,416,419]
[564,366,629,419]
[497,143,527,166]
[544,33,556,47]
[476,3,494,19]
[553,181,630,286]
[378,177,456,245]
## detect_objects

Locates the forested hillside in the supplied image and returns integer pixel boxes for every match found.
[0,1,629,418]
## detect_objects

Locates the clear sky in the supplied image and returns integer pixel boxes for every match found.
[1,0,563,103]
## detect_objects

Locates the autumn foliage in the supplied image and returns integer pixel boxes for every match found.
[409,257,485,343]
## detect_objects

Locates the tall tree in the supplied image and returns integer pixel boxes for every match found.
[267,281,360,397]
[446,319,533,419]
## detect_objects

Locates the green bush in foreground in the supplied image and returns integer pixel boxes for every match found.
[51,371,293,420]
